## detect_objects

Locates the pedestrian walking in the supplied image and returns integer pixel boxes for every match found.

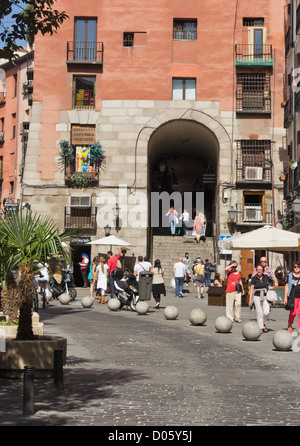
[248,263,271,333]
[193,215,202,243]
[225,260,244,322]
[173,257,186,298]
[193,259,205,298]
[96,257,109,304]
[134,256,148,282]
[252,256,278,286]
[166,207,178,235]
[284,260,300,333]
[180,209,190,236]
[183,252,192,286]
[88,256,100,300]
[79,253,89,287]
[107,247,121,297]
[152,259,166,309]
[204,258,215,287]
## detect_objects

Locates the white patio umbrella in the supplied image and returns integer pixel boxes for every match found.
[88,235,132,251]
[220,225,300,253]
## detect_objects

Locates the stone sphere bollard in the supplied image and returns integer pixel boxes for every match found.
[107,297,121,311]
[59,293,70,305]
[242,321,261,341]
[136,301,149,315]
[189,308,207,326]
[164,305,179,320]
[215,316,233,333]
[81,296,93,308]
[272,330,293,351]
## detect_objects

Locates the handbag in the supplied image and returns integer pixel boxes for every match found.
[235,283,242,293]
[266,290,277,302]
[169,278,175,289]
[116,259,122,269]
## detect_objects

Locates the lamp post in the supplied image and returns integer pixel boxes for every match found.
[228,206,237,222]
[104,224,111,237]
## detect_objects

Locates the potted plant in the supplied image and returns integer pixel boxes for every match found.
[89,141,105,170]
[58,140,74,172]
[0,211,73,377]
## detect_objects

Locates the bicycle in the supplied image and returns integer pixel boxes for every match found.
[38,280,48,308]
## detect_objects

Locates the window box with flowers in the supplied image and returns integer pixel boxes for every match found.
[59,140,105,187]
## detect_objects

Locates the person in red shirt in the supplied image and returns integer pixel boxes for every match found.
[225,260,244,323]
[107,247,121,297]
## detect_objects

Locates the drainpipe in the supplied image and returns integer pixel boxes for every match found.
[13,64,20,203]
[293,0,297,162]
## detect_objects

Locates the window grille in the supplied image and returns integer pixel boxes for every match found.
[173,20,197,40]
[236,139,272,182]
[236,74,271,112]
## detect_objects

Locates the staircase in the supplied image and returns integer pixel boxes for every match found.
[152,235,216,285]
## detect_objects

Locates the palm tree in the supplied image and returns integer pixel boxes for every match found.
[0,211,71,340]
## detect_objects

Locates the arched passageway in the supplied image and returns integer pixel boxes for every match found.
[148,119,220,237]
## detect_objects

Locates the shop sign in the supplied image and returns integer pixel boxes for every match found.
[71,125,95,145]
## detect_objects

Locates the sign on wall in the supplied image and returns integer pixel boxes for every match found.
[71,125,95,145]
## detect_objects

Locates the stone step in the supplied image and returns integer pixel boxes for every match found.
[152,236,216,284]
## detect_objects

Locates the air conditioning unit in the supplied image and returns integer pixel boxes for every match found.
[0,132,4,141]
[244,205,263,222]
[70,195,91,207]
[245,166,263,180]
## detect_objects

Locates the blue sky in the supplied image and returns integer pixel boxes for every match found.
[1,1,28,47]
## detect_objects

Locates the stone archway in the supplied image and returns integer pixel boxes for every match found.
[146,109,232,239]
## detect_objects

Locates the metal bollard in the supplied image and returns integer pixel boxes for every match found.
[23,365,35,416]
[54,349,64,390]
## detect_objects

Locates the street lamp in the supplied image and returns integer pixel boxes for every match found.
[104,224,111,237]
[228,206,237,222]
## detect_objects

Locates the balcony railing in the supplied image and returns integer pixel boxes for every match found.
[235,44,273,66]
[67,41,103,64]
[284,168,294,200]
[73,88,95,110]
[64,207,97,230]
[235,203,273,225]
[284,99,293,128]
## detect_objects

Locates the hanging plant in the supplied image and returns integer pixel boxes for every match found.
[58,140,75,171]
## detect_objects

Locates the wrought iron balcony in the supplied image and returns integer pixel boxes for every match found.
[235,44,273,66]
[284,99,293,128]
[235,203,273,225]
[284,168,294,200]
[67,41,103,64]
[64,206,97,230]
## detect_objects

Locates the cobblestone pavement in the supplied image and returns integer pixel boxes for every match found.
[1,286,300,428]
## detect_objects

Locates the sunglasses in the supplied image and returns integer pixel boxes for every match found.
[294,265,300,269]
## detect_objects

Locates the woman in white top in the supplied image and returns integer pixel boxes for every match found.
[96,257,109,304]
[152,259,166,309]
